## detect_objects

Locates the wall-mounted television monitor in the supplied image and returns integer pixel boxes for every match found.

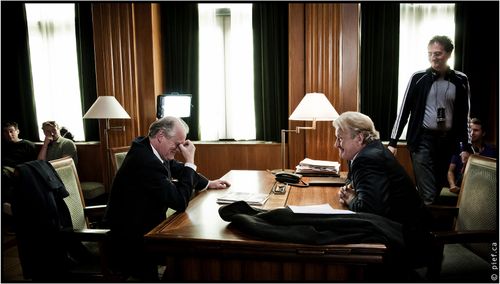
[156,93,192,119]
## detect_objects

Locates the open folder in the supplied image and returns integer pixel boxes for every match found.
[216,192,270,206]
[295,158,340,176]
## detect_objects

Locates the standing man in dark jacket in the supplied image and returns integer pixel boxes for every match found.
[104,116,230,280]
[335,111,431,267]
[388,35,471,205]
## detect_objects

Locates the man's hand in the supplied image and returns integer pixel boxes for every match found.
[388,145,397,156]
[449,185,460,194]
[460,151,470,164]
[43,134,54,146]
[208,179,231,189]
[178,140,196,164]
[339,183,356,206]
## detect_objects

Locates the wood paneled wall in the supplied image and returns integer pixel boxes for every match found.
[288,4,306,172]
[191,142,282,180]
[91,3,162,189]
[85,3,419,189]
[75,143,104,182]
[288,3,359,172]
[76,142,414,184]
[197,141,419,183]
[87,2,362,188]
[34,142,104,184]
[304,4,341,164]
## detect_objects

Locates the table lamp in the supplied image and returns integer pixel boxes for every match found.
[83,96,131,151]
[280,92,339,171]
[83,96,131,186]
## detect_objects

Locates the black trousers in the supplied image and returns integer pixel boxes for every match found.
[411,129,454,205]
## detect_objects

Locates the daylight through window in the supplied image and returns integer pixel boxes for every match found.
[25,3,85,141]
[198,3,255,141]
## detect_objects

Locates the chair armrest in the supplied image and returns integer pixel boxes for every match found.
[84,204,107,216]
[84,205,107,229]
[427,204,459,217]
[432,229,497,244]
[59,227,109,242]
[427,205,459,231]
[72,228,110,242]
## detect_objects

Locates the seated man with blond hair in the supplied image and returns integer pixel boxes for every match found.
[333,111,432,268]
[37,120,78,165]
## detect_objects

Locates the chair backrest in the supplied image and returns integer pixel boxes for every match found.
[110,146,130,174]
[455,154,497,260]
[49,157,88,230]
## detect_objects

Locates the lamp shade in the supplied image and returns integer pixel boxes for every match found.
[83,96,131,119]
[289,92,339,121]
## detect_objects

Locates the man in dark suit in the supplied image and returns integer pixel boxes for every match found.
[333,111,432,269]
[104,116,230,280]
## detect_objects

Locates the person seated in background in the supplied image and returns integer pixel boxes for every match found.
[447,118,497,194]
[2,121,37,169]
[2,121,37,214]
[333,111,432,267]
[37,121,78,165]
[103,116,230,281]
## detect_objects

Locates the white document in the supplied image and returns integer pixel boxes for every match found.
[296,158,341,175]
[299,158,340,168]
[217,192,269,206]
[288,203,355,214]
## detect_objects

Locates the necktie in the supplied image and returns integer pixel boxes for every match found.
[163,160,172,180]
[347,160,352,181]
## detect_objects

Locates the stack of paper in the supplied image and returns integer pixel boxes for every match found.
[295,158,340,176]
[216,192,270,206]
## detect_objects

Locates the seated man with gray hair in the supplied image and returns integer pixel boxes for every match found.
[333,111,432,269]
[104,116,230,281]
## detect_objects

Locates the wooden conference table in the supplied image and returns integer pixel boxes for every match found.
[145,170,387,282]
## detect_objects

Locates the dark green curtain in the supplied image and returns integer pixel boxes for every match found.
[360,3,400,141]
[161,3,199,140]
[253,3,288,142]
[1,2,39,141]
[75,3,99,141]
[455,2,499,125]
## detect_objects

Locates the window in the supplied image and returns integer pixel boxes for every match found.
[25,3,85,141]
[198,4,255,141]
[397,4,455,138]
